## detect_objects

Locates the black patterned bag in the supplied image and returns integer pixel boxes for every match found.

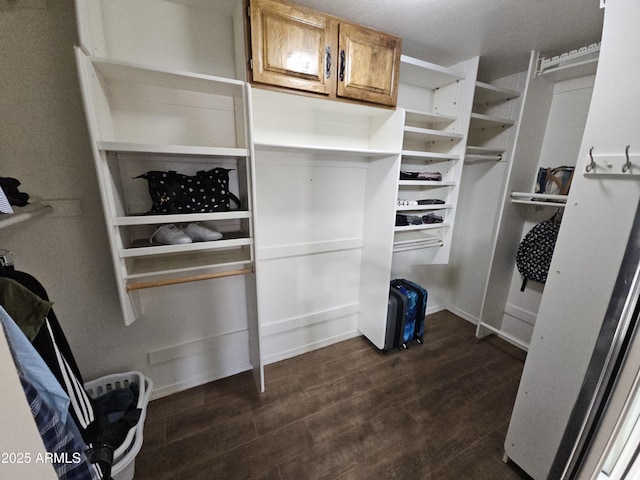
[516,214,561,291]
[135,168,241,214]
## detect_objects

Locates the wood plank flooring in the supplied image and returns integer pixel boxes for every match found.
[134,311,532,480]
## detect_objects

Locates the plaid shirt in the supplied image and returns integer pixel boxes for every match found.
[21,377,101,480]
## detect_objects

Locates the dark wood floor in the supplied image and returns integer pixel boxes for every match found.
[134,310,532,480]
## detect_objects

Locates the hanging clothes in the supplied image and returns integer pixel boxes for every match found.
[0,271,100,446]
[1,307,100,480]
[20,371,100,480]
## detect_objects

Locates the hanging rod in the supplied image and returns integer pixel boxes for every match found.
[0,202,53,230]
[126,268,254,291]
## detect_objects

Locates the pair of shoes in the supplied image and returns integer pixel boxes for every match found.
[150,223,223,245]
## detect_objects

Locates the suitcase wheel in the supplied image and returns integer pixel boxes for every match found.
[416,337,423,344]
[400,343,408,350]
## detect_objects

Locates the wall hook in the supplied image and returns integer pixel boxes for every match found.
[623,145,632,173]
[586,147,596,172]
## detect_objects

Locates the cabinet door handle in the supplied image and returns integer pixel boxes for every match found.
[339,49,345,81]
[325,46,331,79]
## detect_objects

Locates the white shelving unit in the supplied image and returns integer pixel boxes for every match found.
[251,88,404,359]
[74,0,263,389]
[75,51,256,326]
[477,48,598,349]
[466,80,521,162]
[393,54,478,266]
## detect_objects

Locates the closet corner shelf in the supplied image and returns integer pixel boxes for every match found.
[403,108,457,126]
[394,222,450,232]
[537,58,598,82]
[400,55,466,89]
[396,203,453,212]
[466,146,505,156]
[253,142,399,158]
[89,54,246,96]
[401,150,460,161]
[113,211,251,226]
[97,141,250,158]
[399,180,456,187]
[393,236,443,253]
[510,191,568,207]
[403,126,464,143]
[477,321,530,352]
[473,81,521,105]
[465,146,505,162]
[469,113,516,129]
[464,154,504,163]
[0,202,54,230]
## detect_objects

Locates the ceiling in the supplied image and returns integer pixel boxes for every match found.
[290,0,605,80]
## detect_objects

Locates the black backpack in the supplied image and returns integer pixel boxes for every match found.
[516,212,562,291]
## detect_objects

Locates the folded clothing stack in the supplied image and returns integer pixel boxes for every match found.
[396,213,444,226]
[399,171,443,181]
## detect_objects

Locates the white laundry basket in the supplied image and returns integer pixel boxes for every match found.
[84,371,153,480]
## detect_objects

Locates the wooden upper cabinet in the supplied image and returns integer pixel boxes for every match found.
[337,22,402,107]
[247,0,402,107]
[249,0,337,95]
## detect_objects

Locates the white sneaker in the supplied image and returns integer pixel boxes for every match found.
[182,223,223,242]
[150,224,192,245]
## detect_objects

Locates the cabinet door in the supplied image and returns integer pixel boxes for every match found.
[337,22,402,106]
[249,0,336,95]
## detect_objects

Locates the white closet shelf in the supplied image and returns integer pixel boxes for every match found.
[477,322,529,351]
[393,236,443,252]
[254,142,399,158]
[465,146,506,161]
[465,154,504,163]
[257,237,363,261]
[124,248,252,279]
[403,108,456,127]
[113,211,251,226]
[89,55,246,96]
[0,202,53,229]
[403,126,464,143]
[399,180,456,187]
[394,222,450,232]
[537,58,598,82]
[396,203,453,211]
[119,235,252,258]
[469,113,516,129]
[98,142,250,158]
[401,150,460,161]
[466,146,505,156]
[510,191,568,206]
[400,55,465,89]
[473,81,520,105]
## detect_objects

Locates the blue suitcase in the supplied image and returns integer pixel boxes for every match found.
[390,279,428,348]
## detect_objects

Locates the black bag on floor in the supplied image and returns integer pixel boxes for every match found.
[390,279,428,348]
